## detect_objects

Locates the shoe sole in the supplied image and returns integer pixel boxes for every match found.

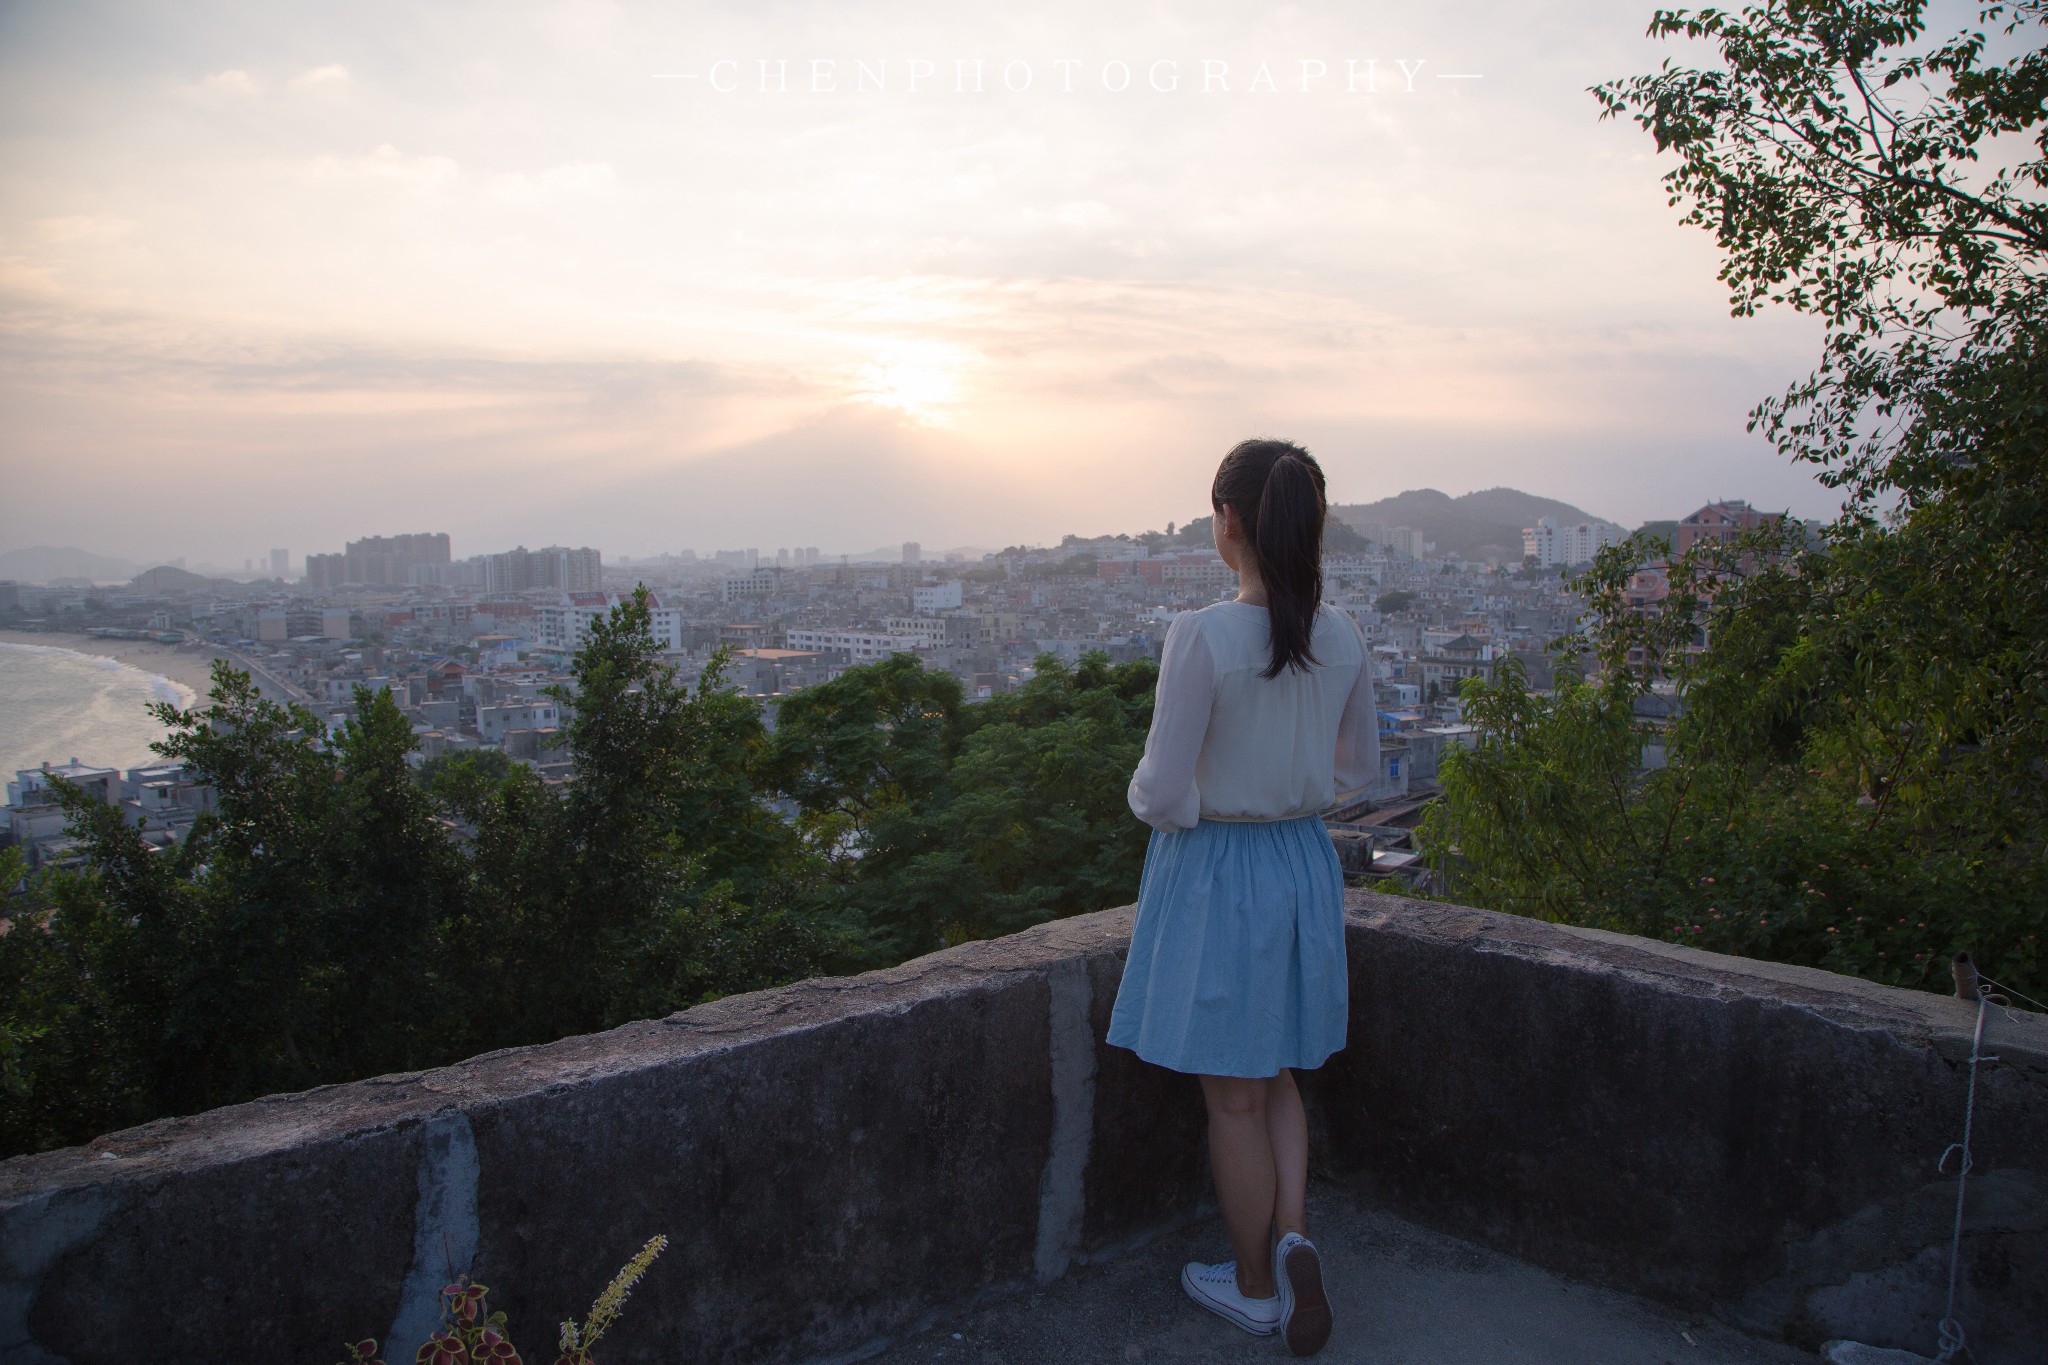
[1279,1243,1332,1356]
[1179,1265,1280,1337]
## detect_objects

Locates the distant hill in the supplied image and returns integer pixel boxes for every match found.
[1331,488,1624,562]
[0,546,142,584]
[130,565,228,595]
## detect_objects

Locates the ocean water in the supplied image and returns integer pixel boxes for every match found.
[0,643,199,783]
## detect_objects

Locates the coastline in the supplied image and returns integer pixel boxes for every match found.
[0,630,224,704]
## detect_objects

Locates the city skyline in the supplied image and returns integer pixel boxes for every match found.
[1,0,1842,566]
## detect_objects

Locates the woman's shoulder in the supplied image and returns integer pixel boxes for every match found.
[1311,606,1369,662]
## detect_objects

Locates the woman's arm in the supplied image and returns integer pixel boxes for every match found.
[1127,613,1215,832]
[1332,616,1381,802]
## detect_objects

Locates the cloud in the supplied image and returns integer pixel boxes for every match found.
[288,63,351,92]
[196,68,260,98]
[301,142,460,186]
[0,0,1855,565]
[484,161,619,205]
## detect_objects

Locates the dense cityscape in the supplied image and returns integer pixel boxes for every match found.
[4,0,2044,1357]
[2,491,1778,884]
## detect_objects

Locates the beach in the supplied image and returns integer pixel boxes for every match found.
[0,629,226,701]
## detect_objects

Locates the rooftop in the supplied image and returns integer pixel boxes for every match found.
[3,894,2044,1365]
[873,1193,1808,1365]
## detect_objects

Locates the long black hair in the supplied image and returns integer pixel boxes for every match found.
[1212,438,1328,678]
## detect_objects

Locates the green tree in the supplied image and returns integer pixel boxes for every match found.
[457,589,828,1045]
[417,748,519,820]
[1593,0,2046,507]
[770,652,1157,962]
[1427,525,2042,994]
[1375,591,1417,615]
[1422,0,2048,1000]
[0,593,834,1157]
[0,666,475,1153]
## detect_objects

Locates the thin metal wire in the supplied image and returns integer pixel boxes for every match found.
[1973,972,2046,1018]
[1931,984,2001,1364]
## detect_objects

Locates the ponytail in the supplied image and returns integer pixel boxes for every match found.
[1211,438,1328,678]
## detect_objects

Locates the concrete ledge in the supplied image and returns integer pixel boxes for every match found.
[0,912,1205,1365]
[1316,892,2048,1363]
[3,895,2044,1364]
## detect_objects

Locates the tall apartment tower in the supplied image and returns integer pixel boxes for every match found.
[270,548,289,577]
[902,541,921,565]
[323,533,453,587]
[481,545,603,593]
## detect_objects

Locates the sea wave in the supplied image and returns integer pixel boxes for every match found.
[0,641,198,711]
[0,642,198,776]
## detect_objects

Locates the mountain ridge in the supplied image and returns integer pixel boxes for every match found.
[0,546,143,585]
[1331,487,1623,561]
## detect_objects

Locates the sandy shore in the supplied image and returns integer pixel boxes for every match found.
[0,630,228,702]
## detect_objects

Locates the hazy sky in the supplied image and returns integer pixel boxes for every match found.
[0,0,1844,566]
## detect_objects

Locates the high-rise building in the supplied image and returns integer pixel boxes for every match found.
[482,545,603,594]
[1522,517,1620,569]
[269,548,289,578]
[1378,527,1426,559]
[902,541,921,565]
[306,533,454,587]
[304,553,344,590]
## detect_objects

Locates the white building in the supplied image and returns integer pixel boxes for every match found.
[723,567,782,603]
[537,591,687,654]
[1380,527,1427,559]
[784,628,933,661]
[1323,554,1384,592]
[912,581,963,614]
[1522,517,1622,569]
[478,701,563,744]
[8,761,119,811]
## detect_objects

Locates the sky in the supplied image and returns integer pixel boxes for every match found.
[0,0,1849,567]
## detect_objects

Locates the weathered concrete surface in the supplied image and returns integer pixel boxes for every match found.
[870,1184,1814,1365]
[1316,893,2048,1365]
[0,913,1199,1365]
[2,894,2044,1364]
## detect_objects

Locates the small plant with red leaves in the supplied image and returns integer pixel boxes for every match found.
[342,1239,665,1365]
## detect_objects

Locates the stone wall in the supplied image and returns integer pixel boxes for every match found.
[3,894,2044,1364]
[1314,894,2048,1363]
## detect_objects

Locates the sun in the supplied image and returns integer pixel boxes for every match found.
[855,348,963,424]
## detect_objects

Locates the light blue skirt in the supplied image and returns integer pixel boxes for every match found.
[1107,814,1348,1078]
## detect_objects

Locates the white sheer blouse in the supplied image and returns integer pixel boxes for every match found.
[1127,601,1380,832]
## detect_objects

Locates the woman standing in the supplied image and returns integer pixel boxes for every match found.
[1108,439,1378,1358]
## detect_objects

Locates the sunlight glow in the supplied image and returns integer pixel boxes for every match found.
[855,348,964,424]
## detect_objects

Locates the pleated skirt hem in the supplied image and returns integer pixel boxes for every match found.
[1106,813,1348,1079]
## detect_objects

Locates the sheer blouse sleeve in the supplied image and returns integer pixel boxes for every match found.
[1127,613,1215,832]
[1332,615,1381,803]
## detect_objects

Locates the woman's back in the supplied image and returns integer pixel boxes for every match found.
[1110,438,1351,1355]
[1128,601,1378,830]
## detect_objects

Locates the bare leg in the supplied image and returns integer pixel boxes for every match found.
[1198,1073,1280,1299]
[1264,1069,1309,1240]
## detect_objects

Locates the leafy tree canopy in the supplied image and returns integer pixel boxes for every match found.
[1423,2,2047,1003]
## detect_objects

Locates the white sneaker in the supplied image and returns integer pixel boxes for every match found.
[1180,1259,1282,1336]
[1272,1232,1332,1356]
